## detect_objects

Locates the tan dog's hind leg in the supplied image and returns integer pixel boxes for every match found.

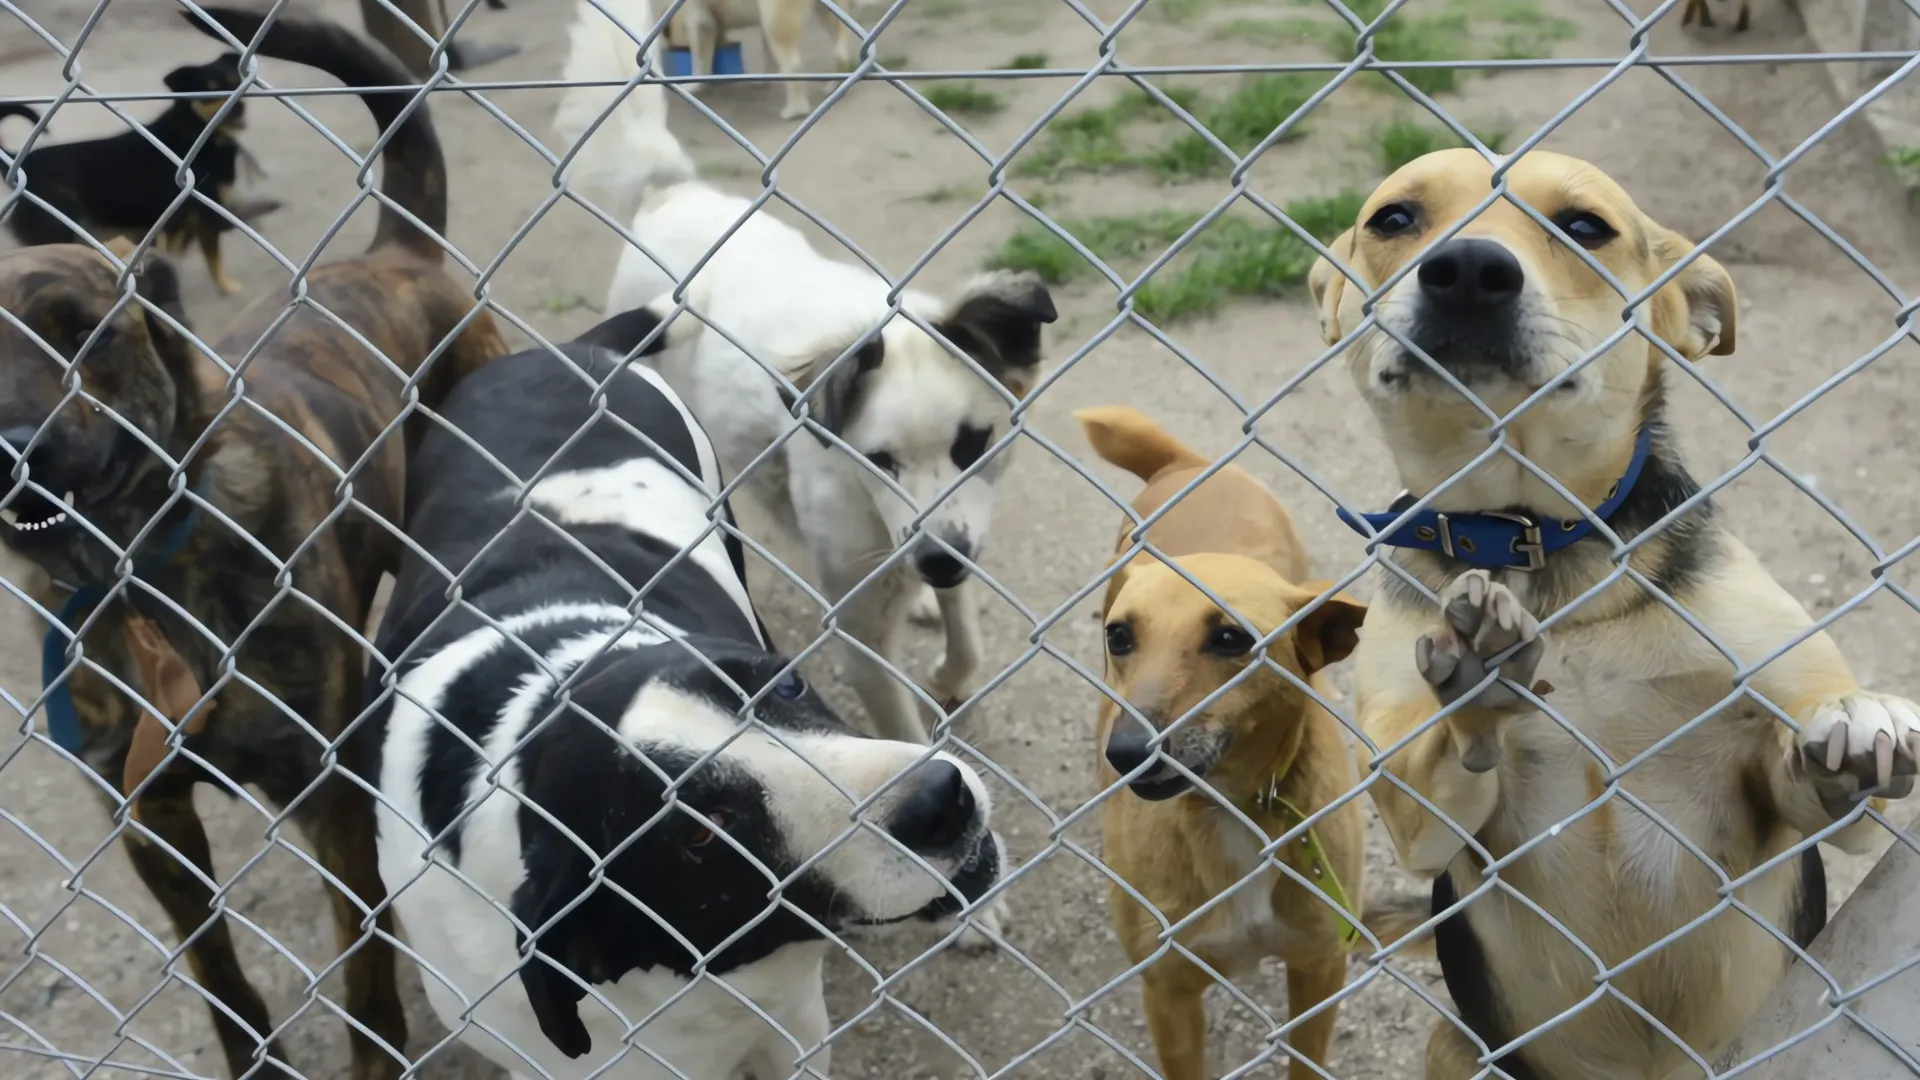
[1140,956,1211,1080]
[1425,1021,1489,1080]
[198,228,241,295]
[759,0,813,119]
[682,11,717,98]
[816,0,860,70]
[1283,955,1347,1080]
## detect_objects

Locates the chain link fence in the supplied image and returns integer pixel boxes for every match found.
[2,0,1919,1078]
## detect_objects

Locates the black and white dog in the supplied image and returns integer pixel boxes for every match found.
[363,310,1004,1080]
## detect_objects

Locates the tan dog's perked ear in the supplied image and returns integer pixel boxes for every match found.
[1649,227,1737,359]
[1307,228,1358,347]
[1291,583,1368,674]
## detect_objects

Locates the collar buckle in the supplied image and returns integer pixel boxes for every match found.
[1483,510,1544,571]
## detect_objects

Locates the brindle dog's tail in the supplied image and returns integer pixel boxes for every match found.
[0,103,40,155]
[183,7,447,260]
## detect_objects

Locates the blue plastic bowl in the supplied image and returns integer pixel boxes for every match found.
[665,41,745,78]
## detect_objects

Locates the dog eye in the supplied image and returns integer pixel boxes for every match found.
[950,423,993,470]
[1365,202,1418,237]
[1104,622,1134,656]
[864,450,898,476]
[75,323,116,356]
[1552,210,1617,249]
[1206,626,1256,656]
[687,810,728,850]
[772,671,807,700]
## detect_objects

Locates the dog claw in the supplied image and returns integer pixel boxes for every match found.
[1800,692,1920,811]
[1416,570,1544,713]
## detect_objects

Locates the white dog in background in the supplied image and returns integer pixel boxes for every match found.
[552,0,1057,750]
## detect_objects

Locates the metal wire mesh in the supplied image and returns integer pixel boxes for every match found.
[2,0,1918,1078]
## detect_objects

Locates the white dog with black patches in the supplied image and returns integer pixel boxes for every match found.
[364,310,1004,1080]
[552,0,1058,748]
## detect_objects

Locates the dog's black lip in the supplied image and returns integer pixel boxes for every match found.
[1127,773,1194,802]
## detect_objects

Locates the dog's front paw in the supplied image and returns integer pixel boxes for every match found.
[1416,570,1545,709]
[1798,691,1920,815]
[1415,571,1545,773]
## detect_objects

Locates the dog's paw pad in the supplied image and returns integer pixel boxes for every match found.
[1440,569,1538,659]
[1800,692,1920,796]
[1415,571,1544,710]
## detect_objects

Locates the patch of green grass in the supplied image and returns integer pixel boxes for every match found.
[1146,0,1211,23]
[908,184,970,204]
[983,190,1364,323]
[1304,0,1577,95]
[876,52,909,68]
[1369,118,1513,172]
[1208,15,1332,47]
[917,0,965,17]
[1001,52,1050,70]
[1146,74,1320,180]
[918,82,1005,116]
[1884,147,1920,188]
[1014,84,1203,180]
[542,294,594,316]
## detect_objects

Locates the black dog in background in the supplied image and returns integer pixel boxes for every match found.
[0,53,279,295]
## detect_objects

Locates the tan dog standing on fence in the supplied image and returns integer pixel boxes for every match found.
[1309,147,1920,1078]
[1078,406,1373,1080]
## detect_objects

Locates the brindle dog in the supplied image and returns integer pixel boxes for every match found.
[0,8,504,1079]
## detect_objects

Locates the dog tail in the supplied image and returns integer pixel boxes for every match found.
[182,6,448,260]
[1360,893,1436,957]
[1074,406,1211,484]
[0,103,39,155]
[552,0,696,218]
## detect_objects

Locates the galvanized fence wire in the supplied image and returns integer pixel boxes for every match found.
[0,0,1916,1077]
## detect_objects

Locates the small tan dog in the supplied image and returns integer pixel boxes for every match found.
[1310,148,1918,1078]
[1078,406,1371,1080]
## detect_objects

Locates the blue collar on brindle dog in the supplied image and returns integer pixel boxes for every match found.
[42,498,205,755]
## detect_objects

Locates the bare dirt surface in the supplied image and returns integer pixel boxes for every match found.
[4,1,1920,1078]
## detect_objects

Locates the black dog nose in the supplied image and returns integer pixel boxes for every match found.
[887,760,975,853]
[914,540,972,589]
[1418,238,1524,310]
[1104,727,1157,777]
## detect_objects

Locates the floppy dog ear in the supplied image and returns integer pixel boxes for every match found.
[509,832,598,1060]
[571,306,670,358]
[1308,229,1357,346]
[101,239,200,399]
[1291,583,1367,674]
[785,338,885,440]
[933,271,1058,396]
[1650,227,1737,359]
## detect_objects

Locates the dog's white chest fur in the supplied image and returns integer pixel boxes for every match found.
[1459,609,1803,1075]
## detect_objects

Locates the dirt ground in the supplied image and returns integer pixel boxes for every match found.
[4,0,1920,1078]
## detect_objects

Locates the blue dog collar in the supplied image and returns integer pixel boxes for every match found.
[1337,426,1654,572]
[42,500,204,756]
